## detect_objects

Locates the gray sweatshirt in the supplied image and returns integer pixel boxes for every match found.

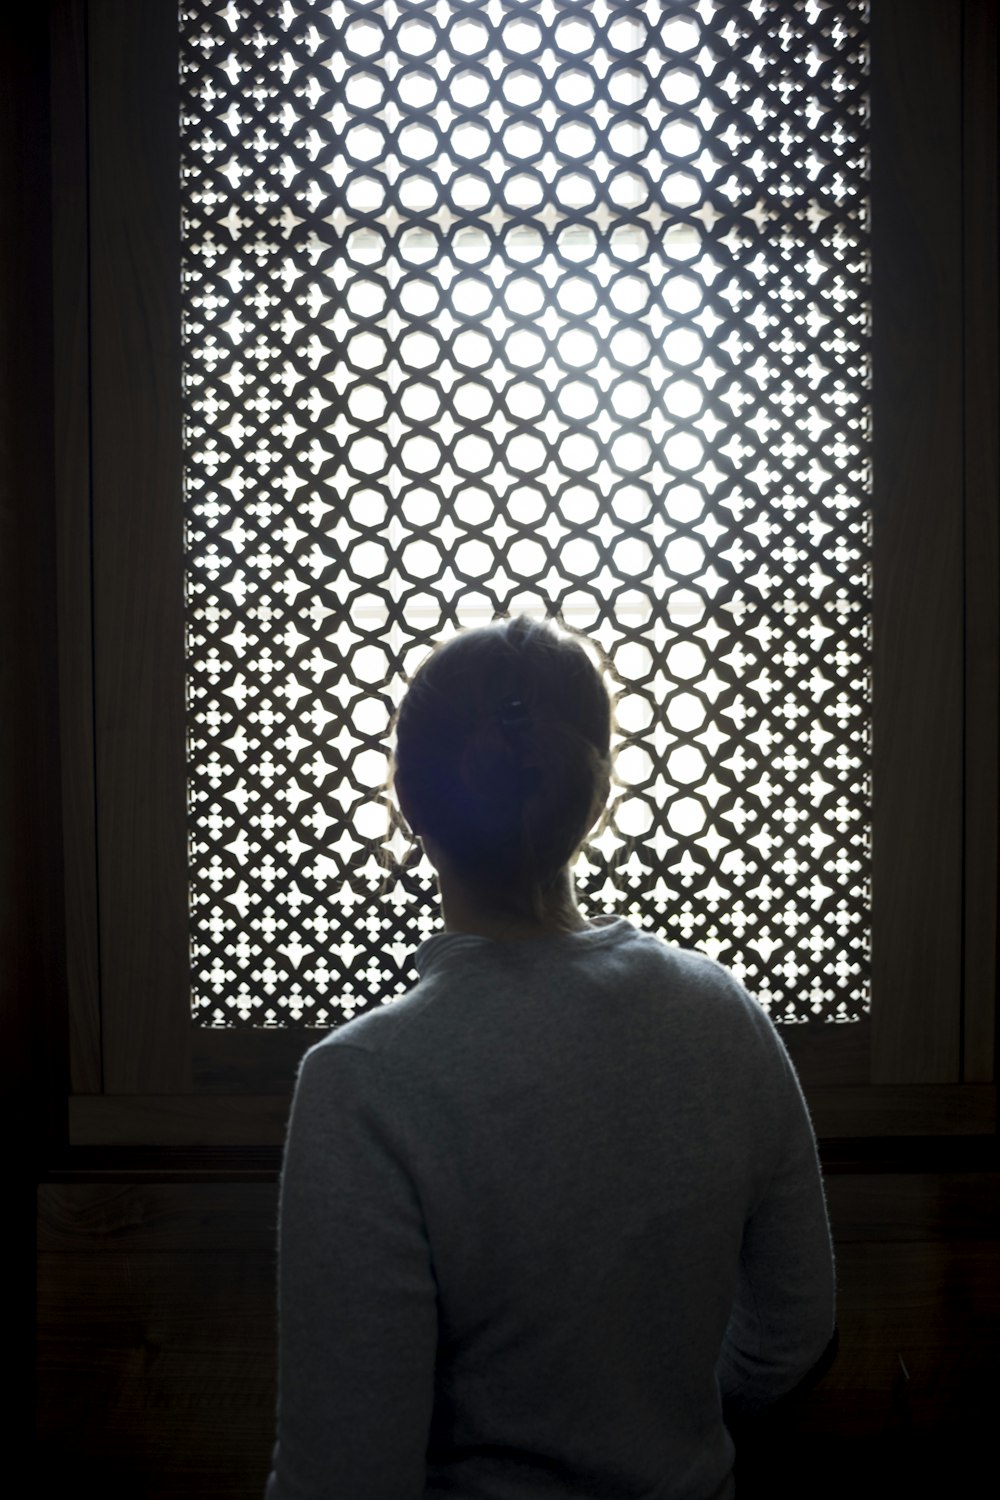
[266,917,835,1500]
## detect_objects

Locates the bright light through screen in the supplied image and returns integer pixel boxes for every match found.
[181,0,871,1028]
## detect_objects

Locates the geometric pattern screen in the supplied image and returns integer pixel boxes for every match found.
[180,0,870,1028]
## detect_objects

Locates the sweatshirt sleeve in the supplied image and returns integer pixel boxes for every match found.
[716,1008,836,1417]
[265,1042,437,1500]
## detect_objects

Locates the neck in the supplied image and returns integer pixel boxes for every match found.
[432,856,588,941]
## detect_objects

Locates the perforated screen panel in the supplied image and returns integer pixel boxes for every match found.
[181,0,870,1028]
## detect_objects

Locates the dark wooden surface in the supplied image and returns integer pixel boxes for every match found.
[37,1238,277,1499]
[87,0,190,1094]
[962,0,999,1084]
[51,0,102,1096]
[869,0,965,1085]
[65,1082,996,1146]
[36,1168,1000,1498]
[188,1013,871,1098]
[2,1,68,1453]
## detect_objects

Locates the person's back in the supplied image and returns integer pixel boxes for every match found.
[266,616,835,1499]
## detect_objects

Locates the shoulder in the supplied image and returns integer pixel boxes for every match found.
[296,922,784,1079]
[622,929,797,1071]
[286,996,434,1149]
[298,972,444,1072]
[618,925,768,1015]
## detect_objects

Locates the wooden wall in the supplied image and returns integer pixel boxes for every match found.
[2,0,68,1459]
[36,1159,1000,1498]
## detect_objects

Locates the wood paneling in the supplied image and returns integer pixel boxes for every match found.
[50,2,101,1104]
[37,1249,276,1498]
[67,1083,995,1146]
[190,1022,877,1097]
[784,1017,871,1087]
[69,1095,293,1146]
[38,1180,277,1497]
[870,0,966,1084]
[38,1180,279,1253]
[193,1028,317,1095]
[807,1083,995,1136]
[962,0,999,1084]
[51,0,101,1095]
[87,0,190,1093]
[2,0,68,1452]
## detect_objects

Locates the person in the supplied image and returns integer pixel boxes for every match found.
[265,614,836,1500]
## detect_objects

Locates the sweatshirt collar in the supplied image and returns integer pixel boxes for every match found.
[414,916,633,978]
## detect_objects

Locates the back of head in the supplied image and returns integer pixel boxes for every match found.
[392,616,612,917]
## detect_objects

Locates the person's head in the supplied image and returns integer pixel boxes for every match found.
[391,615,613,923]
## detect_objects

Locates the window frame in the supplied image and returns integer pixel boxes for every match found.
[54,0,997,1145]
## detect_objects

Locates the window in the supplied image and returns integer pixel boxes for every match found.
[181,0,870,1032]
[55,0,996,1142]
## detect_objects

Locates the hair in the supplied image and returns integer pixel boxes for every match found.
[390,615,613,920]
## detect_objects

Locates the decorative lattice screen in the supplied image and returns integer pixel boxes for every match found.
[181,0,870,1028]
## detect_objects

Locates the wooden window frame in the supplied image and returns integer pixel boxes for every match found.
[52,0,997,1146]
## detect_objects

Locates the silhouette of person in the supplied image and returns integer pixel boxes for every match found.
[266,615,835,1500]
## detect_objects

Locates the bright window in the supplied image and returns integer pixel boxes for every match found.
[180,0,871,1029]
